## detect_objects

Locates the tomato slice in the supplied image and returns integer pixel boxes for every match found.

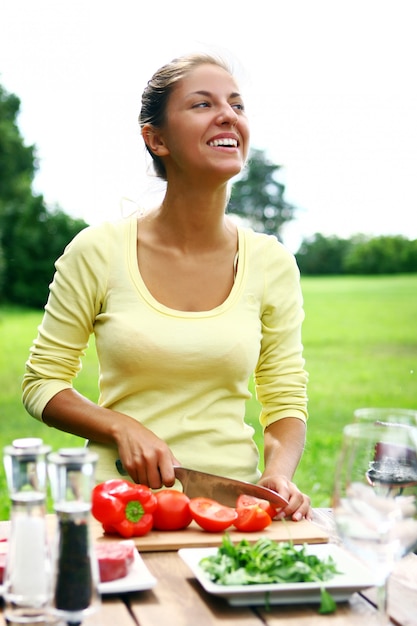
[236,494,277,520]
[189,497,238,532]
[234,504,272,532]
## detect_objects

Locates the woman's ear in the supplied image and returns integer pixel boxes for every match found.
[142,124,169,157]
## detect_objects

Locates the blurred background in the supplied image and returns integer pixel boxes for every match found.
[1,0,416,253]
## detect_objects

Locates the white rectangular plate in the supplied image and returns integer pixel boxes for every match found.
[0,550,156,597]
[179,543,376,606]
[98,549,156,595]
[0,550,157,597]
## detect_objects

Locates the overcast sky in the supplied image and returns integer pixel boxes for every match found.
[1,0,415,251]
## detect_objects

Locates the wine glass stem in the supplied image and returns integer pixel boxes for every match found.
[376,581,390,623]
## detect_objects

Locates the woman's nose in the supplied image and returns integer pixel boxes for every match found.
[217,103,238,126]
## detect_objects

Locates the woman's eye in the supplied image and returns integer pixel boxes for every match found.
[191,100,244,111]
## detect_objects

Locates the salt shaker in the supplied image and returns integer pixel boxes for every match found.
[3,437,52,624]
[47,447,100,625]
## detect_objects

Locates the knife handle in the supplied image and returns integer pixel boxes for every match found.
[115,459,129,476]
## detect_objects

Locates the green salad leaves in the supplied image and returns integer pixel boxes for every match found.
[199,534,340,614]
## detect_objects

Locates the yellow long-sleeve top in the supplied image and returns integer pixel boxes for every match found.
[22,216,308,483]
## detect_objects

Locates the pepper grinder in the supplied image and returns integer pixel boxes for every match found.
[3,437,52,624]
[47,447,100,625]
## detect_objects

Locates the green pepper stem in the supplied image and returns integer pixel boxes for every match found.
[124,500,145,523]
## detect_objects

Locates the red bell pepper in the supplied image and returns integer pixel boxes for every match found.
[92,479,157,538]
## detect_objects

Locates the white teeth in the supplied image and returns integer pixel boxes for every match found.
[209,138,238,147]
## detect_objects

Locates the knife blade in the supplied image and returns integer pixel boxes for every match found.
[173,466,288,509]
[115,460,288,509]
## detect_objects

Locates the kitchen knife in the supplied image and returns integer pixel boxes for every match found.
[115,460,288,509]
[173,466,288,509]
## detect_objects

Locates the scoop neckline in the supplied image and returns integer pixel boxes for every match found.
[126,216,246,318]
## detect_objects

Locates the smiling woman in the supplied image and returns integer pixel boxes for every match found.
[22,52,311,523]
[139,55,249,183]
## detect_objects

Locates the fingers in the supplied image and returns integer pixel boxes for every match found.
[258,476,312,522]
[120,453,174,489]
[282,491,312,522]
[117,433,179,489]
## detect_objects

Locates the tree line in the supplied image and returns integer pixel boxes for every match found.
[1,82,416,310]
[228,150,417,276]
[0,83,87,308]
[295,233,417,276]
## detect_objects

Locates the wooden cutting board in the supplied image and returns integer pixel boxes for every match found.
[0,515,329,552]
[92,517,329,551]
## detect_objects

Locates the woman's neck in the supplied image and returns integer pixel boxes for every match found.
[150,183,235,252]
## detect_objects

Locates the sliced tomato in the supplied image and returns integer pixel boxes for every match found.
[189,497,238,533]
[152,489,192,531]
[236,494,277,520]
[234,505,272,532]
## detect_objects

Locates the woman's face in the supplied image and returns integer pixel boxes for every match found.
[159,63,250,183]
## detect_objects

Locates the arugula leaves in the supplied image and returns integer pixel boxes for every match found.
[199,534,340,614]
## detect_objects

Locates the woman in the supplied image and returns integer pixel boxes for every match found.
[23,53,311,521]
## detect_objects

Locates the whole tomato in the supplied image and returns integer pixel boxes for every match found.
[152,489,193,531]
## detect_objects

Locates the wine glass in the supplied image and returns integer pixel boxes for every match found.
[332,421,417,624]
[354,407,417,427]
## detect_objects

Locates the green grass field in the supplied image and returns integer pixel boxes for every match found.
[1,274,416,519]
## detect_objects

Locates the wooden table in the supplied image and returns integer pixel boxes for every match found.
[1,510,416,625]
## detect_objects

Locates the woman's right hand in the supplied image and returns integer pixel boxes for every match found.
[114,418,180,489]
[42,389,180,490]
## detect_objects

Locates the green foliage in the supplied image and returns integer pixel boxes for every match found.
[295,233,352,275]
[0,83,88,307]
[228,148,297,239]
[0,85,36,202]
[199,535,339,585]
[0,84,37,297]
[1,197,88,308]
[296,233,417,275]
[344,235,417,274]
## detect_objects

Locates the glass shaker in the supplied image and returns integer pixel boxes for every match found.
[47,447,100,625]
[3,437,52,624]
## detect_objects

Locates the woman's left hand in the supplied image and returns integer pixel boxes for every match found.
[257,474,312,522]
[260,418,311,521]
